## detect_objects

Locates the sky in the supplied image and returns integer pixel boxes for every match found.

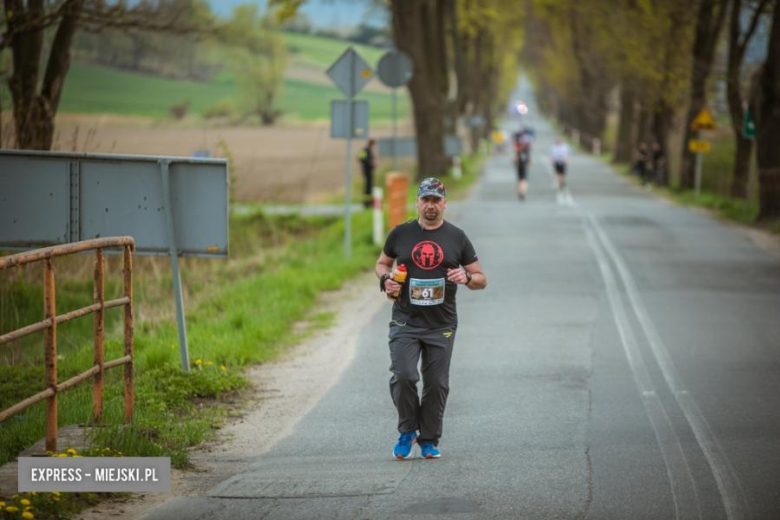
[208,0,388,29]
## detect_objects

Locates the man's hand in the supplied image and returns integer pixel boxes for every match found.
[446,267,469,285]
[384,277,402,299]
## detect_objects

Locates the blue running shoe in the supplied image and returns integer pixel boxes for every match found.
[393,431,417,459]
[420,443,441,459]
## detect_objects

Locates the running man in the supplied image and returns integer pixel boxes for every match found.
[550,138,571,190]
[376,177,487,460]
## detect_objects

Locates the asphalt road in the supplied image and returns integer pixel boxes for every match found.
[143,91,780,519]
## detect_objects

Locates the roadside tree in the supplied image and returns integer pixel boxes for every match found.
[751,0,780,219]
[726,0,773,198]
[0,0,213,151]
[222,5,288,126]
[680,0,730,190]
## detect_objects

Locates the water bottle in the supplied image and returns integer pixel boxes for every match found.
[390,264,407,301]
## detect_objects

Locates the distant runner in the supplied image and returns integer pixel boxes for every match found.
[550,138,571,190]
[514,131,532,200]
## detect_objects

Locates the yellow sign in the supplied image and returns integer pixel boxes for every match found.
[688,139,711,153]
[691,107,717,130]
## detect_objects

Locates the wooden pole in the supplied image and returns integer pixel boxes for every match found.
[43,259,58,452]
[93,249,105,423]
[123,245,134,423]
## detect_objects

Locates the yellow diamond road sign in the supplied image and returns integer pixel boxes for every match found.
[326,47,373,98]
[688,139,711,153]
[691,107,717,131]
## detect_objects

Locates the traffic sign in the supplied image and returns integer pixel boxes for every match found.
[330,100,369,139]
[377,50,413,88]
[688,139,711,153]
[743,108,756,139]
[326,47,373,98]
[691,107,717,131]
[466,115,485,128]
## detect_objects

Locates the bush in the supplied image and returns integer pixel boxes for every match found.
[203,98,237,119]
[169,99,190,120]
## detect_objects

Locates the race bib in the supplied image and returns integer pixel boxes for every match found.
[409,278,445,306]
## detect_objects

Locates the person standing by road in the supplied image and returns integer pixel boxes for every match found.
[358,139,377,208]
[633,142,651,186]
[376,177,487,460]
[550,138,571,190]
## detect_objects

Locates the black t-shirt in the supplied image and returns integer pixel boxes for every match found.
[383,219,478,328]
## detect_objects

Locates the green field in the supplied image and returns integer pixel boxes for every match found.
[284,32,387,69]
[55,61,409,122]
[0,33,407,123]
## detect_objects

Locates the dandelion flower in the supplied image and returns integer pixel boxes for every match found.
[206,360,213,366]
[66,448,77,455]
[22,511,34,519]
[194,359,202,365]
[220,365,226,371]
[0,501,5,507]
[20,498,30,506]
[6,506,19,513]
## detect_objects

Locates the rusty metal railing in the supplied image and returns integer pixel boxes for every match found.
[0,237,135,452]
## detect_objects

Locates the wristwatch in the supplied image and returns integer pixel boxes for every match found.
[465,271,473,284]
[380,273,392,292]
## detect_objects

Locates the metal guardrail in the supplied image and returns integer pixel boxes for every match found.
[0,237,135,452]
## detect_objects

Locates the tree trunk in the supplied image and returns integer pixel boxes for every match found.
[637,104,652,145]
[726,0,769,198]
[7,0,84,150]
[568,3,610,141]
[680,0,729,189]
[7,0,46,149]
[392,0,450,181]
[730,137,753,198]
[753,1,780,220]
[651,107,673,186]
[614,83,637,163]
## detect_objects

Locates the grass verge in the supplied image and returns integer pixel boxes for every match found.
[0,209,379,516]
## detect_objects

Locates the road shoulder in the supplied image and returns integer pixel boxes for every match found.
[76,271,383,519]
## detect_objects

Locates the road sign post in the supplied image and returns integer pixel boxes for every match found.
[327,47,374,258]
[694,152,703,199]
[688,139,711,199]
[377,50,413,172]
[689,108,717,199]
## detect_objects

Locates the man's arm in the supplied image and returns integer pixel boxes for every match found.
[446,260,487,290]
[376,251,400,295]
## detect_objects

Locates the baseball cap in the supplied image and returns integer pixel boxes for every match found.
[417,177,446,199]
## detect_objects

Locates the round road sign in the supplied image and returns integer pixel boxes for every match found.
[377,50,413,88]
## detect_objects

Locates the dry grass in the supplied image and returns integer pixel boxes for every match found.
[40,114,416,203]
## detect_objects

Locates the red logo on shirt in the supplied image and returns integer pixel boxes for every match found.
[412,241,444,270]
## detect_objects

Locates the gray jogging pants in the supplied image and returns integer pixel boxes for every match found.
[388,321,457,446]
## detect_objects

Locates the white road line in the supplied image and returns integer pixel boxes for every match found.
[585,212,749,520]
[581,216,702,520]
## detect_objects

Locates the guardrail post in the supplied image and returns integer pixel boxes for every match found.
[93,248,105,423]
[123,245,134,423]
[44,258,58,452]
